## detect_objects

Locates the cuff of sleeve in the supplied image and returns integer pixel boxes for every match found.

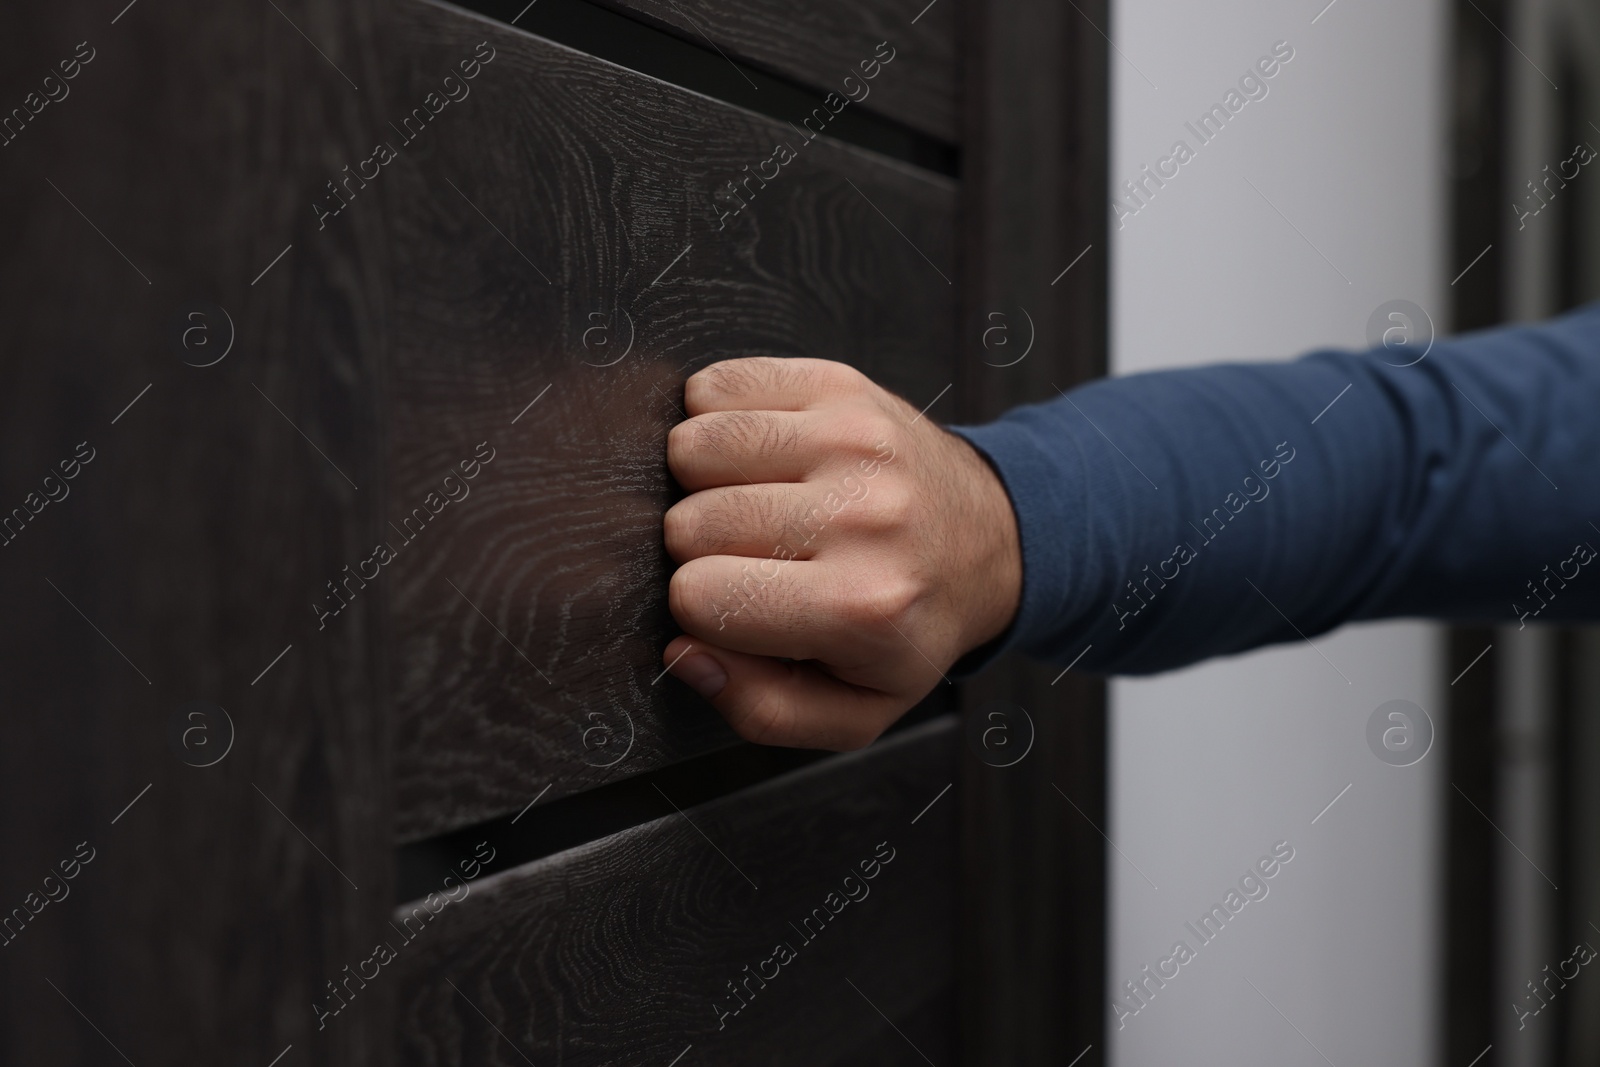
[945,419,1078,677]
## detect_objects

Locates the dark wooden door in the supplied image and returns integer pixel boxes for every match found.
[0,0,1106,1063]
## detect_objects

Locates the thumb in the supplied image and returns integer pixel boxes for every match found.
[661,636,895,751]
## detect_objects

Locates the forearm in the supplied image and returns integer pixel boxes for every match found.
[952,301,1600,675]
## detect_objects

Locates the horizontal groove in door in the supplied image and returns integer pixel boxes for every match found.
[397,740,829,903]
[588,0,959,144]
[396,703,954,902]
[445,0,959,175]
[388,0,961,842]
[393,718,959,1066]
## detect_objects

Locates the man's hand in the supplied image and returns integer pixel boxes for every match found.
[661,357,1022,750]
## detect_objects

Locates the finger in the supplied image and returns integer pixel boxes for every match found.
[668,555,930,682]
[667,472,910,568]
[661,636,900,750]
[669,554,835,660]
[667,409,819,491]
[665,484,840,564]
[686,357,865,416]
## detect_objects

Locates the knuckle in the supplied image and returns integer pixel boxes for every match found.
[821,473,909,537]
[666,420,696,470]
[847,574,921,634]
[861,480,915,529]
[668,561,724,634]
[837,413,899,459]
[667,565,699,628]
[811,359,867,393]
[676,417,721,466]
[689,357,783,405]
[812,484,866,535]
[686,362,734,404]
[662,500,697,561]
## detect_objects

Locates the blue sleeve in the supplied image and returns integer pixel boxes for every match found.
[948,301,1600,676]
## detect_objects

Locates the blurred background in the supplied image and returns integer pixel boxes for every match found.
[1108,0,1600,1064]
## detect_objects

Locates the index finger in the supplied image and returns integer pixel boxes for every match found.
[685,357,866,416]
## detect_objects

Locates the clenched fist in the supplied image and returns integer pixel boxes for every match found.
[661,357,1022,750]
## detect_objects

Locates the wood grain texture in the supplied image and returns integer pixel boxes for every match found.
[956,0,1110,1061]
[394,717,958,1066]
[589,0,959,143]
[0,2,393,1064]
[387,0,960,842]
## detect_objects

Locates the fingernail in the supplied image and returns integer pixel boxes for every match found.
[671,652,727,699]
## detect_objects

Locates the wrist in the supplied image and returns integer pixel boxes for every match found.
[946,429,1023,655]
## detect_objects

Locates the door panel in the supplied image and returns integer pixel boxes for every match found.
[0,3,393,1066]
[388,0,959,842]
[393,717,958,1066]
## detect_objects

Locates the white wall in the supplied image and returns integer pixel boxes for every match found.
[1108,1,1448,1064]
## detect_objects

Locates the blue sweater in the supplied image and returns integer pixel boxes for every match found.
[950,301,1600,675]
